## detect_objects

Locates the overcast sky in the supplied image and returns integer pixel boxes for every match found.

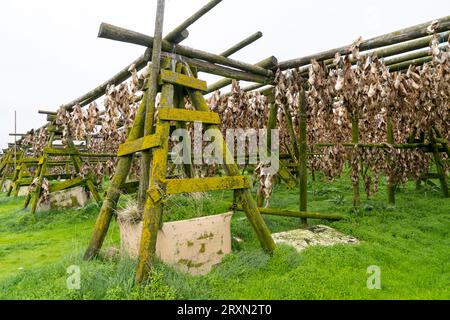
[0,0,449,149]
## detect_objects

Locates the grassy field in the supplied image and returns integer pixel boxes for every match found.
[0,172,449,300]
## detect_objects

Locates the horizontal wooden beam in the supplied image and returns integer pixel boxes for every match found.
[159,69,207,91]
[57,0,227,112]
[117,134,161,157]
[167,53,270,84]
[233,205,345,221]
[49,176,86,193]
[98,23,273,78]
[164,176,250,195]
[278,15,450,70]
[206,56,278,93]
[158,107,221,124]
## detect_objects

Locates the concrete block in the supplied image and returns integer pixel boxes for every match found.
[119,212,233,276]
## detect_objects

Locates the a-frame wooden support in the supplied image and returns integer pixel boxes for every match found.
[84,59,276,283]
[23,127,102,214]
[0,148,23,192]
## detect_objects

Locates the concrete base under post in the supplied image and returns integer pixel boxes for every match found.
[38,186,90,211]
[119,212,233,276]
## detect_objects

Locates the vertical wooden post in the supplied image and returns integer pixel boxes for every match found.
[298,88,308,227]
[429,129,449,198]
[138,0,166,208]
[84,94,148,261]
[176,65,194,178]
[386,116,396,204]
[135,82,174,284]
[351,115,361,207]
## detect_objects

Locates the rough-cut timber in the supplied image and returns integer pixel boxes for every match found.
[298,88,308,227]
[233,206,345,221]
[139,0,166,209]
[164,176,250,195]
[98,23,273,77]
[160,69,207,91]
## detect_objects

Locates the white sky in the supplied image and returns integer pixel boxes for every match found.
[0,0,449,149]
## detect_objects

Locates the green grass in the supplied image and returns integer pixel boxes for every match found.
[0,172,449,300]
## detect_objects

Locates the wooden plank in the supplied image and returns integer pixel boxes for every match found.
[164,176,250,195]
[49,176,85,193]
[158,107,220,124]
[21,158,40,163]
[43,147,79,156]
[160,69,207,92]
[117,133,161,157]
[17,178,32,186]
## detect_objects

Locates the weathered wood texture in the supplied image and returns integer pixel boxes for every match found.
[98,23,273,77]
[233,206,345,221]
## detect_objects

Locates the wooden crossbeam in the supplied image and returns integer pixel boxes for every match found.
[43,148,79,156]
[158,107,221,124]
[160,70,207,91]
[49,176,86,193]
[233,205,345,221]
[117,133,162,157]
[164,176,250,195]
[17,178,32,186]
[20,158,40,163]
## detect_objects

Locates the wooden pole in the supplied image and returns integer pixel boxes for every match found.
[206,56,278,93]
[429,129,449,198]
[176,65,194,178]
[233,205,345,221]
[135,80,173,283]
[298,88,308,227]
[278,16,450,70]
[351,115,361,207]
[386,116,396,204]
[388,56,433,72]
[98,23,273,77]
[138,0,166,208]
[164,53,270,83]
